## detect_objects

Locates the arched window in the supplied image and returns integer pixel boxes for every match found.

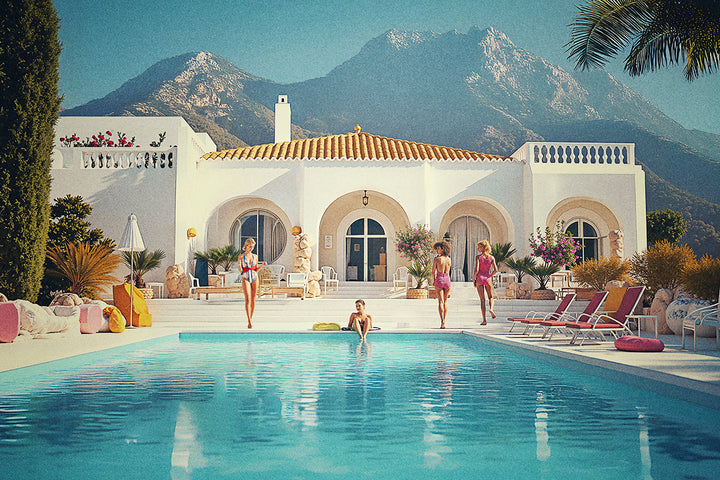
[566,220,599,262]
[231,209,287,263]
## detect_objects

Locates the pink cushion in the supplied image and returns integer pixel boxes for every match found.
[79,304,103,334]
[614,336,665,352]
[0,303,21,343]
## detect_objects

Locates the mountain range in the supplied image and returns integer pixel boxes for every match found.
[62,26,720,256]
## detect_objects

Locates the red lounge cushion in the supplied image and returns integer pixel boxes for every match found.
[507,317,525,322]
[520,319,545,324]
[540,321,568,327]
[566,323,592,329]
[615,336,665,352]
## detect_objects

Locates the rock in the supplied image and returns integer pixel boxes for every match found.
[605,280,630,290]
[307,280,321,297]
[294,233,312,250]
[294,257,310,273]
[208,275,223,287]
[166,264,190,298]
[506,281,531,299]
[49,292,83,306]
[649,288,675,335]
[308,271,323,282]
[665,288,710,335]
[295,247,313,259]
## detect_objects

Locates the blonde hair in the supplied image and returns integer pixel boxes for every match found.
[477,240,491,255]
[243,238,256,249]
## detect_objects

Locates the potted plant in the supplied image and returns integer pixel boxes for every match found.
[527,263,561,300]
[491,242,516,270]
[406,260,432,299]
[394,224,435,299]
[503,256,535,299]
[528,221,580,299]
[122,249,166,298]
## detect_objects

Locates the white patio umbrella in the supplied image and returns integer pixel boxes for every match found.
[119,213,145,327]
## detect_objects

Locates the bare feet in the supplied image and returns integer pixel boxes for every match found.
[481,320,487,325]
[248,322,252,329]
[440,322,445,329]
[490,310,496,319]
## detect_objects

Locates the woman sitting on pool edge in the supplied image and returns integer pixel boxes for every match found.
[348,299,373,340]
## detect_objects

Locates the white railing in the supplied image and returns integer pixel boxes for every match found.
[512,142,635,166]
[80,148,175,169]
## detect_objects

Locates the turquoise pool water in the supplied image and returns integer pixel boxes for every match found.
[1,333,719,479]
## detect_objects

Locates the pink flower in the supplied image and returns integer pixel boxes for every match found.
[106,131,112,136]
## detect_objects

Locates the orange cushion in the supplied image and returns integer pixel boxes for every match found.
[112,284,152,327]
[602,287,627,315]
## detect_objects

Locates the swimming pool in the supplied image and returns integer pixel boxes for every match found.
[1,333,719,479]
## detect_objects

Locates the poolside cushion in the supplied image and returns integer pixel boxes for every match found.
[0,302,20,343]
[312,322,341,331]
[113,284,152,327]
[614,336,665,352]
[104,306,125,333]
[79,304,103,334]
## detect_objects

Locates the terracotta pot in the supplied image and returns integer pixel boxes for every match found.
[139,287,154,299]
[531,289,556,300]
[407,288,429,299]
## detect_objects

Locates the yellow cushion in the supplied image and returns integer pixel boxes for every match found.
[104,306,125,333]
[312,322,341,331]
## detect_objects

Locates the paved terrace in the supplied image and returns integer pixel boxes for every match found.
[2,282,720,409]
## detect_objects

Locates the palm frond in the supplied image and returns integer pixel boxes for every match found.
[491,242,516,265]
[47,242,122,297]
[121,249,166,277]
[567,0,652,70]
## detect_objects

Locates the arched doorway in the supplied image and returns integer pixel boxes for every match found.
[447,216,490,282]
[344,217,387,281]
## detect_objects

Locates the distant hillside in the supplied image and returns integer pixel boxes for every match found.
[61,27,720,255]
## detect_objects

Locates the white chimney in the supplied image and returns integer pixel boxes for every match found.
[274,95,291,143]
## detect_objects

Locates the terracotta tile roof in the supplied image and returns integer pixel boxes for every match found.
[201,130,519,163]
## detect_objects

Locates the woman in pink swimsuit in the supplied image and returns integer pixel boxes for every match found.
[473,240,498,325]
[432,241,452,329]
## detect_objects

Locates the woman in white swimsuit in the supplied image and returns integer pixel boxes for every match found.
[238,238,266,328]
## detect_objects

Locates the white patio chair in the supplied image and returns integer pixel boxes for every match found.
[266,264,285,286]
[186,271,200,297]
[320,266,339,293]
[682,288,720,351]
[393,266,410,289]
[286,272,309,298]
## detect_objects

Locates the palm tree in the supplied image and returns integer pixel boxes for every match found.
[505,256,536,283]
[121,249,166,288]
[407,260,433,289]
[567,0,720,80]
[491,242,516,268]
[216,244,241,272]
[46,242,123,298]
[527,263,561,290]
[194,250,222,275]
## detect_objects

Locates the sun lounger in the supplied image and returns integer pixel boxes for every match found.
[194,285,244,300]
[565,286,645,345]
[507,293,576,334]
[538,290,608,340]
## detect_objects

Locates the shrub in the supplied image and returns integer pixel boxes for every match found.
[527,263,560,290]
[0,0,62,301]
[528,221,580,268]
[682,255,720,302]
[491,242,516,267]
[630,240,696,298]
[647,209,687,245]
[571,256,632,292]
[122,249,166,288]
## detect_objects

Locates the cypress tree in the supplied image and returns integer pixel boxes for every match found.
[0,0,62,301]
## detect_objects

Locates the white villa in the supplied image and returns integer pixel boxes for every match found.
[51,96,646,287]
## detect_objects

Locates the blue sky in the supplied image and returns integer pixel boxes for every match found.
[55,0,719,135]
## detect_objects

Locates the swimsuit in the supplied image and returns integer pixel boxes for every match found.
[475,255,494,286]
[434,272,451,290]
[240,254,259,283]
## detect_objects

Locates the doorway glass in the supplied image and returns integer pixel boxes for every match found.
[345,218,387,281]
[447,216,490,282]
